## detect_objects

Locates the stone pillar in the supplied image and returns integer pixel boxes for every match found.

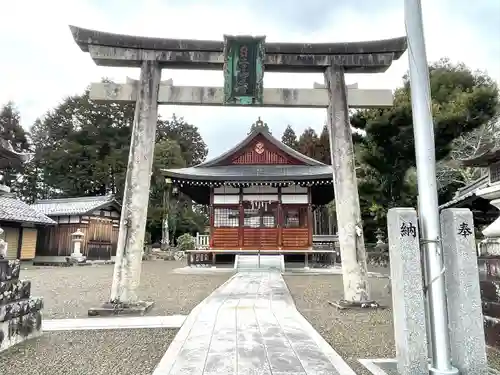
[89,60,161,316]
[324,65,370,303]
[387,208,428,375]
[440,208,487,375]
[0,259,43,352]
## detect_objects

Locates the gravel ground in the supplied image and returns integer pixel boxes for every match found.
[21,260,232,318]
[285,274,500,374]
[0,329,176,375]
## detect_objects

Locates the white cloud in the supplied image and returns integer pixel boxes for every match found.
[1,0,498,158]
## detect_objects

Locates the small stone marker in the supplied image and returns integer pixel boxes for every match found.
[440,208,487,375]
[387,208,428,375]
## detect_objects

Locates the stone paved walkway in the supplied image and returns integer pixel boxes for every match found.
[153,271,356,375]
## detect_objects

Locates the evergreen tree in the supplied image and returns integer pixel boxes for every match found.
[352,58,499,235]
[0,102,30,188]
[298,127,319,160]
[157,114,208,166]
[281,125,299,150]
[316,124,331,164]
[24,80,209,242]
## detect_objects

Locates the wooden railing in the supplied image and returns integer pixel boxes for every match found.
[195,233,210,249]
[312,234,341,263]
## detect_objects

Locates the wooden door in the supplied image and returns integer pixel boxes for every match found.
[20,228,37,260]
[3,226,20,259]
[242,202,279,249]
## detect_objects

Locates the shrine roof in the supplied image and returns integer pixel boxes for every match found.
[164,164,333,182]
[461,143,500,167]
[162,127,332,182]
[70,25,407,58]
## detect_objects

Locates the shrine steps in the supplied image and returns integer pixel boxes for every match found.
[234,254,285,272]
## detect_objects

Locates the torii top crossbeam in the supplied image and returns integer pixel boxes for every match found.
[69,26,407,73]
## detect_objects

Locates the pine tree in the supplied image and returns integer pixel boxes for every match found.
[0,102,30,187]
[298,127,319,160]
[281,125,299,150]
[317,124,331,164]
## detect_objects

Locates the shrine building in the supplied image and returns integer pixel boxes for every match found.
[162,119,336,266]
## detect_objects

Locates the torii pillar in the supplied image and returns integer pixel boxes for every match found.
[89,60,162,315]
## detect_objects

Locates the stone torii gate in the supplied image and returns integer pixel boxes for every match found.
[69,26,407,315]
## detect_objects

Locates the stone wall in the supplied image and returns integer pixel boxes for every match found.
[0,259,43,352]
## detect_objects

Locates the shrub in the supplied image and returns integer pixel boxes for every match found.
[177,233,195,251]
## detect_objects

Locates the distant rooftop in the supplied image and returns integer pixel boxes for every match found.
[31,195,120,216]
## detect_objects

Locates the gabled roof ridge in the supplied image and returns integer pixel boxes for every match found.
[197,128,325,167]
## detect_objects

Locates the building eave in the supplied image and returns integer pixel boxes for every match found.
[162,165,334,183]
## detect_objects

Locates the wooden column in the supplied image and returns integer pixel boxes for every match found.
[325,65,370,303]
[277,186,283,250]
[109,60,161,305]
[307,187,313,248]
[238,187,244,249]
[209,188,214,248]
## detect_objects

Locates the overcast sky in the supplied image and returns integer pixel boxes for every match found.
[1,0,499,158]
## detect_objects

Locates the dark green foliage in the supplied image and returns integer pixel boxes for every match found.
[281,125,299,150]
[21,80,209,242]
[352,58,499,233]
[0,102,30,188]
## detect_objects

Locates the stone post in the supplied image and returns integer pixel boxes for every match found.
[440,208,487,375]
[324,65,370,303]
[89,60,161,316]
[387,208,428,375]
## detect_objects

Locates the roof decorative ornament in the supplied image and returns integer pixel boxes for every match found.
[255,142,265,155]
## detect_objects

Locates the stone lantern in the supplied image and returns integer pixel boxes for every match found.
[70,229,86,263]
[0,227,7,259]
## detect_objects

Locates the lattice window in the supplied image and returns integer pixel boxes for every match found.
[283,206,309,228]
[244,207,261,228]
[214,207,239,227]
[243,202,277,228]
[490,162,500,184]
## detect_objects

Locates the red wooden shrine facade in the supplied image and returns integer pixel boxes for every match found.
[163,119,335,252]
[210,185,312,250]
